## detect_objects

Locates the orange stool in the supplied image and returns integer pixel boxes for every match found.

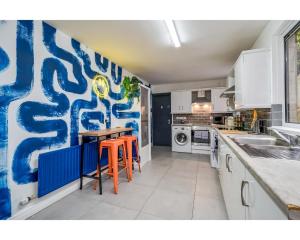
[118,135,141,180]
[95,139,130,194]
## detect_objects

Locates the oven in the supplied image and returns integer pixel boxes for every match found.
[191,126,210,146]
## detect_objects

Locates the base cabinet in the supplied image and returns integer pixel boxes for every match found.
[218,136,287,220]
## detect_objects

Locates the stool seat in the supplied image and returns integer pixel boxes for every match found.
[101,138,125,146]
[119,135,137,141]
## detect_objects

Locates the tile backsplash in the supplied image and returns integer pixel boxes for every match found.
[173,112,212,125]
[238,108,271,133]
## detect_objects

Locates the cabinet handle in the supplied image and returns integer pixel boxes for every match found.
[226,154,232,173]
[241,180,249,207]
[225,154,229,171]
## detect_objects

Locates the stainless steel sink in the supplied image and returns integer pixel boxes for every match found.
[230,135,300,161]
[232,135,277,145]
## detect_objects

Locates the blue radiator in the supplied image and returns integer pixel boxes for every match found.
[38,142,108,197]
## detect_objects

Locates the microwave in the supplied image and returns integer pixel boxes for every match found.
[212,115,225,125]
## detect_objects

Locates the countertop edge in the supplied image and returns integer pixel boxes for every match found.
[216,129,291,218]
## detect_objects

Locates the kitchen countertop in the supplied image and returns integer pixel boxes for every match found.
[217,129,300,220]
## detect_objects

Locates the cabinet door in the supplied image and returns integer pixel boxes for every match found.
[242,50,271,108]
[218,139,233,216]
[226,152,246,220]
[172,91,191,113]
[182,91,192,113]
[245,169,287,220]
[211,88,227,112]
[171,91,182,113]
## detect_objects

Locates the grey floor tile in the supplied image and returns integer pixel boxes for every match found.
[167,165,198,180]
[29,146,227,220]
[29,194,99,220]
[132,166,166,187]
[79,202,139,220]
[135,212,162,220]
[142,189,194,220]
[157,172,196,194]
[193,196,228,220]
[103,182,154,211]
[198,160,212,169]
[197,167,219,181]
[195,178,223,200]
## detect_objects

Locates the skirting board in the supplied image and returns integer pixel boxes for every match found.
[9,159,149,220]
[9,177,94,220]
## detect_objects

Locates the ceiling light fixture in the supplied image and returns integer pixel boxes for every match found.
[165,20,181,48]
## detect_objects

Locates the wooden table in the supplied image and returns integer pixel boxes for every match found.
[79,127,133,194]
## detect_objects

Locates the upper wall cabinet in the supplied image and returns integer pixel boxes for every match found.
[171,91,192,114]
[211,88,228,113]
[235,49,271,109]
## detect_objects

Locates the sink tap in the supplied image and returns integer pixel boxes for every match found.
[269,128,299,147]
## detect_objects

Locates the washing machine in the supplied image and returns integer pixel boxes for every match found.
[172,125,192,153]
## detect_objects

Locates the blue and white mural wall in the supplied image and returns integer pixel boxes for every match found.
[0,20,142,219]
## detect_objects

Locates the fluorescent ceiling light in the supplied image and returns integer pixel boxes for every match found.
[165,20,181,48]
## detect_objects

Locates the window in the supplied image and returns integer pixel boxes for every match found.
[285,22,300,124]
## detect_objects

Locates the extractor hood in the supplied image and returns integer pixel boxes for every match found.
[220,85,235,98]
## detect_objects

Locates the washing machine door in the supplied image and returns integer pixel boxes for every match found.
[174,132,188,145]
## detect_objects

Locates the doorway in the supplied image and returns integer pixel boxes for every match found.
[152,93,172,146]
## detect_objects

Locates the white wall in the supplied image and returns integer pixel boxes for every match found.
[151,78,226,93]
[251,21,285,49]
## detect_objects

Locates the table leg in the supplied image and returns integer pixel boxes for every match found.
[80,136,86,190]
[97,137,103,195]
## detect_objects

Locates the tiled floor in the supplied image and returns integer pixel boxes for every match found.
[29,146,228,220]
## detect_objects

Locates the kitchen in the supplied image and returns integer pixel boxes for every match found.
[1,4,300,240]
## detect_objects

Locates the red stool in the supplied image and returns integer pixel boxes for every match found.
[95,139,130,194]
[118,135,141,180]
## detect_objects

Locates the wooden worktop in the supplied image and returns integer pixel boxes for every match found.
[79,127,133,137]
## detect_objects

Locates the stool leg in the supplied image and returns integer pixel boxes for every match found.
[122,143,130,182]
[93,145,104,191]
[107,148,113,176]
[126,141,133,180]
[134,140,141,173]
[112,145,119,194]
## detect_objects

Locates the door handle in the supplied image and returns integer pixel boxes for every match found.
[241,180,249,207]
[168,119,171,125]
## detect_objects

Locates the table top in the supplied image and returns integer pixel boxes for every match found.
[79,127,133,137]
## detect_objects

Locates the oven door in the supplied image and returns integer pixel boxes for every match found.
[192,130,210,145]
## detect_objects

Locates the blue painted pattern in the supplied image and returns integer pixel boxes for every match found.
[0,21,142,220]
[112,98,140,119]
[13,58,71,184]
[0,47,9,72]
[0,20,34,219]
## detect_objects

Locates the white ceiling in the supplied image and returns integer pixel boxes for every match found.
[47,20,268,85]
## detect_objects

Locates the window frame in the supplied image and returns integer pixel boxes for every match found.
[284,21,300,125]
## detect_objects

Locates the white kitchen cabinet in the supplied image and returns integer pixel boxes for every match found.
[234,49,271,109]
[211,88,228,113]
[227,152,246,219]
[218,138,287,220]
[218,142,246,219]
[171,91,192,114]
[244,169,287,220]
